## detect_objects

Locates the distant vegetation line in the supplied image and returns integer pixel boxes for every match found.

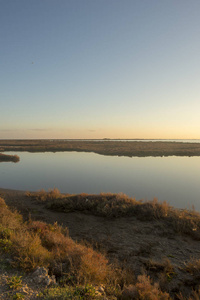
[1,139,200,157]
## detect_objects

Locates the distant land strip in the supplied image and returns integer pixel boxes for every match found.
[0,153,20,163]
[1,139,200,157]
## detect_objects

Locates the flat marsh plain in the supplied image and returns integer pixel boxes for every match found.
[1,139,200,157]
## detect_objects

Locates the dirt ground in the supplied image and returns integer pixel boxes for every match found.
[1,188,200,298]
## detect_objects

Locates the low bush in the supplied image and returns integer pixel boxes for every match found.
[39,284,102,299]
[28,220,109,284]
[135,274,170,299]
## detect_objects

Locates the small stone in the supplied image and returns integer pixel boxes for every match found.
[30,267,56,286]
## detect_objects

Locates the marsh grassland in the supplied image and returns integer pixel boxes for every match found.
[1,139,200,157]
[1,188,200,299]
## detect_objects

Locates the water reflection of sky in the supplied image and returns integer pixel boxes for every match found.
[1,151,200,211]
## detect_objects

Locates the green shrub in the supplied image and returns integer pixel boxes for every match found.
[7,275,23,290]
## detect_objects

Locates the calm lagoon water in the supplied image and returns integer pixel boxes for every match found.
[1,151,200,211]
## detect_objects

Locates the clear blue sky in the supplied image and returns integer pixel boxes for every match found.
[1,0,200,139]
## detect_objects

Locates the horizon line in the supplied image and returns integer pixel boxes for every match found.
[0,138,200,141]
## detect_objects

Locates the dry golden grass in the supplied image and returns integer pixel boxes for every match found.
[185,258,200,275]
[135,274,171,300]
[11,229,51,270]
[30,188,65,202]
[0,197,23,230]
[122,274,171,300]
[170,209,200,238]
[0,198,110,286]
[28,220,109,284]
[177,288,200,300]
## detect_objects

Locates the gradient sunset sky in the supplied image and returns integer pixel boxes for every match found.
[1,0,200,139]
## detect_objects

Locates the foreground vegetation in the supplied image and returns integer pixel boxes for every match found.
[1,188,200,298]
[0,196,175,299]
[1,189,200,298]
[1,139,200,157]
[0,153,19,163]
[30,189,200,240]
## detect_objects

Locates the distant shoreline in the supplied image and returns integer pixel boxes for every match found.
[1,139,200,157]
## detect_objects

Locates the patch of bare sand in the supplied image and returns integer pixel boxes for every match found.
[1,187,200,297]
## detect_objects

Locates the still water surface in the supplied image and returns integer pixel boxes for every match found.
[1,151,200,211]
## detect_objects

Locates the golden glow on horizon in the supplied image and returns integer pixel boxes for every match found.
[0,126,199,140]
